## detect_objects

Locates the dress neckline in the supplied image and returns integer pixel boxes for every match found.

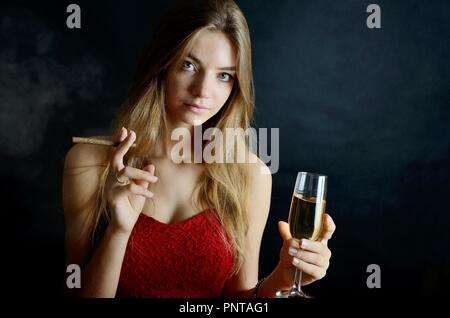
[139,208,212,226]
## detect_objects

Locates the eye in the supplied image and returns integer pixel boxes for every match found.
[219,73,234,82]
[181,61,195,71]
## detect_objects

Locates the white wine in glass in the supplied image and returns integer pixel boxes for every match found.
[276,172,327,298]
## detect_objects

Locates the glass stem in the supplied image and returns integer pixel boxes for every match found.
[293,269,303,292]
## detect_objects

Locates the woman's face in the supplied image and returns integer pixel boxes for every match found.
[165,30,237,127]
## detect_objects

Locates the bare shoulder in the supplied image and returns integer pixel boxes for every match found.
[63,135,110,217]
[246,152,272,187]
[245,152,272,219]
[64,135,110,170]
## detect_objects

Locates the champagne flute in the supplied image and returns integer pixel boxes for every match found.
[276,172,327,298]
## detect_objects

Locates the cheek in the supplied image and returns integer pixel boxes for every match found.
[215,85,233,109]
[173,76,190,92]
[166,76,186,105]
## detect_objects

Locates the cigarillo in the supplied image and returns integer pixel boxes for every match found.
[72,137,137,148]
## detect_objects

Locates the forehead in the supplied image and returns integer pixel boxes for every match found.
[188,30,236,67]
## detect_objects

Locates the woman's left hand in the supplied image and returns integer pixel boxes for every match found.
[277,213,336,287]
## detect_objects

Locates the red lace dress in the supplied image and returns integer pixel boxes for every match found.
[116,209,234,298]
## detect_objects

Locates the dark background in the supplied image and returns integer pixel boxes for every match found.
[1,0,449,298]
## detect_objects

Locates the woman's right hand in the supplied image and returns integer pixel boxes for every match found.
[105,127,158,235]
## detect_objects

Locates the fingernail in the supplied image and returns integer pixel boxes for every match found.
[292,257,300,265]
[300,240,308,248]
[288,247,298,256]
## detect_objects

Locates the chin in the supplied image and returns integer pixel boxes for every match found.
[178,113,206,127]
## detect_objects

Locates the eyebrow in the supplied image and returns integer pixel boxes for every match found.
[187,54,236,71]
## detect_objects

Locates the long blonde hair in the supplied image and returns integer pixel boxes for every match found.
[89,0,254,275]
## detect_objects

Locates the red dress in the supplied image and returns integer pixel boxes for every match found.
[116,209,234,298]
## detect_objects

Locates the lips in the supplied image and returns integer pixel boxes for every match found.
[184,103,209,109]
[184,102,210,113]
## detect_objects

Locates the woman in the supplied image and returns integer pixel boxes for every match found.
[63,0,336,297]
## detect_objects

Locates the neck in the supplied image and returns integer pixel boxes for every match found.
[153,117,199,163]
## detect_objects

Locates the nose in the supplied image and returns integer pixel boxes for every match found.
[189,71,211,99]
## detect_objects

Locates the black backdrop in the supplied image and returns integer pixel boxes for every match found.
[1,0,449,298]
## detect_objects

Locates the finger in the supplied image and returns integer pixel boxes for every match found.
[318,213,336,245]
[278,221,292,241]
[135,164,157,189]
[291,258,326,280]
[111,129,136,171]
[118,166,158,184]
[114,170,130,186]
[299,239,328,255]
[115,129,135,161]
[288,247,329,268]
[117,126,127,142]
[108,127,126,155]
[110,127,129,170]
[117,182,154,199]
